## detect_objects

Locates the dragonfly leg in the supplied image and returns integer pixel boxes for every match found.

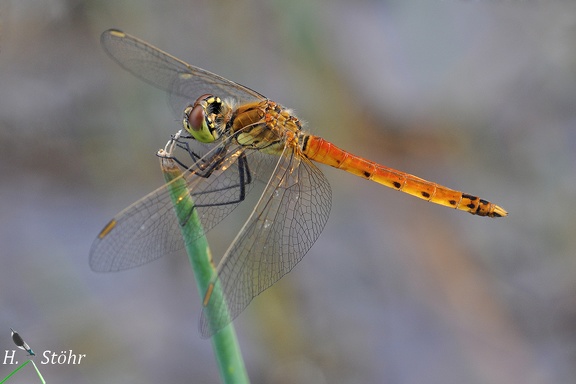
[193,153,252,207]
[178,152,252,227]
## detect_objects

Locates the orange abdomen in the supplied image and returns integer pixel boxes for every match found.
[302,135,507,217]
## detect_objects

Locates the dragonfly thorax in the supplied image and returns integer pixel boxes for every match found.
[229,100,303,156]
[183,94,231,143]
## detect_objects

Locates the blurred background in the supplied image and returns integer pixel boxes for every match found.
[1,0,575,383]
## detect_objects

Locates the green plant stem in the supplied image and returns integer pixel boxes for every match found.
[29,361,46,384]
[161,156,249,384]
[0,360,29,384]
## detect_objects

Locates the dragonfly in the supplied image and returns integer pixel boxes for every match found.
[11,328,35,356]
[91,29,507,337]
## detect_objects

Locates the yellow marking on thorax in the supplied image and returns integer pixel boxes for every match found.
[231,100,302,155]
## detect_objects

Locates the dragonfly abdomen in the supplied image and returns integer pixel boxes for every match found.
[302,135,507,217]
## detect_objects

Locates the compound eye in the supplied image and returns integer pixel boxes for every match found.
[187,103,205,132]
[182,94,219,143]
[196,93,213,102]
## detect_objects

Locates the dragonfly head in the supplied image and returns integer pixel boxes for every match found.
[183,94,223,143]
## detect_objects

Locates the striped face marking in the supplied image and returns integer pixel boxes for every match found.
[183,94,224,143]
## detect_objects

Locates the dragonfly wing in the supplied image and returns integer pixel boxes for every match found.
[90,171,199,272]
[11,331,24,347]
[100,29,265,111]
[89,140,273,272]
[200,147,332,337]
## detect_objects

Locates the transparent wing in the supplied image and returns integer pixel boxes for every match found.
[89,137,277,272]
[100,29,265,114]
[200,147,332,337]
